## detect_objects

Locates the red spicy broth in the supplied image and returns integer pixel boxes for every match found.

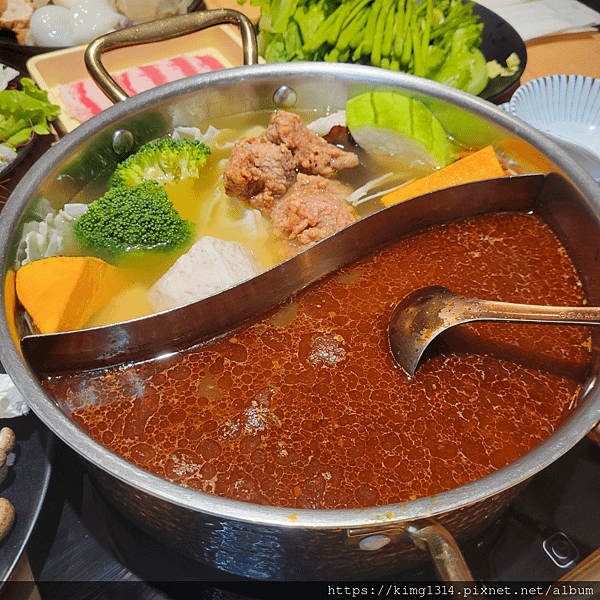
[43,211,591,509]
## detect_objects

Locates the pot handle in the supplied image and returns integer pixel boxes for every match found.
[350,518,477,598]
[588,421,600,447]
[356,517,600,599]
[403,519,477,591]
[84,9,258,105]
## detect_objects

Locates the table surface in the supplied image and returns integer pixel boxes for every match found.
[523,30,600,82]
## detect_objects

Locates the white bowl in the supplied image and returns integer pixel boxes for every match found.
[510,75,600,162]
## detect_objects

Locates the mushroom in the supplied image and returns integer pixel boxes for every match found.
[0,427,16,541]
[0,498,15,540]
[0,427,15,484]
[0,427,15,453]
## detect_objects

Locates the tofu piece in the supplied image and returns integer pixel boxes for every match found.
[148,237,260,311]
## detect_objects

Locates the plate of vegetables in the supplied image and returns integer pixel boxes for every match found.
[0,62,59,179]
[247,0,527,103]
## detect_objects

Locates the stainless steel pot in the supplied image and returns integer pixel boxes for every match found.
[2,10,600,583]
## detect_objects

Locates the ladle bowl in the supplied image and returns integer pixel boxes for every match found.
[388,285,600,377]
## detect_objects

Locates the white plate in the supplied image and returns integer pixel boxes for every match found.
[509,74,600,161]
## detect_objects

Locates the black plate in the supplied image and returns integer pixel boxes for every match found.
[0,63,36,179]
[475,1,527,103]
[0,364,53,589]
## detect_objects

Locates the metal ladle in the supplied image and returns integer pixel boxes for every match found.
[388,285,600,378]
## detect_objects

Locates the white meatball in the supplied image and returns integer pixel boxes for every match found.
[70,0,125,45]
[28,5,76,47]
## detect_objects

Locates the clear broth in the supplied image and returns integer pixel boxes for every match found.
[86,109,419,328]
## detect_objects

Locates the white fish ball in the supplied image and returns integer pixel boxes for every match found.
[70,0,125,45]
[28,5,76,47]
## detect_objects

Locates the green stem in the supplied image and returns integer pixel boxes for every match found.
[393,0,406,60]
[335,0,371,51]
[380,1,397,65]
[400,0,414,67]
[302,4,344,52]
[326,0,363,47]
[412,26,423,76]
[371,1,394,66]
[420,0,433,75]
[361,0,382,56]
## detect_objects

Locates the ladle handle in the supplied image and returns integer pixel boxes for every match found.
[85,9,258,104]
[470,298,600,458]
[469,299,600,325]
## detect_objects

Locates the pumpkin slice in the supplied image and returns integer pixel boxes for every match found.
[16,256,125,334]
[4,270,19,347]
[381,145,506,207]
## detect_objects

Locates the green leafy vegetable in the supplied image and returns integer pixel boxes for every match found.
[245,0,489,95]
[0,78,59,149]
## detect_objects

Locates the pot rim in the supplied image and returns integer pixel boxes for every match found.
[2,62,600,530]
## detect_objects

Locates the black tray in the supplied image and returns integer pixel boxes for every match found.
[0,374,53,588]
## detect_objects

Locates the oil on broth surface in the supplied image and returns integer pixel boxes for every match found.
[44,210,591,510]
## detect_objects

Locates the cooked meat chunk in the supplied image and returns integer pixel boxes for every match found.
[265,111,359,177]
[271,174,357,246]
[223,111,359,247]
[223,137,297,211]
[224,111,360,210]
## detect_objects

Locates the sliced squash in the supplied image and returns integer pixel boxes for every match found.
[381,145,506,207]
[4,270,19,347]
[16,256,126,334]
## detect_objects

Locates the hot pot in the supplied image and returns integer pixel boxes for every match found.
[2,10,600,583]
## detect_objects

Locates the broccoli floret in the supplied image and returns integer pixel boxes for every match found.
[73,180,194,258]
[109,137,211,188]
